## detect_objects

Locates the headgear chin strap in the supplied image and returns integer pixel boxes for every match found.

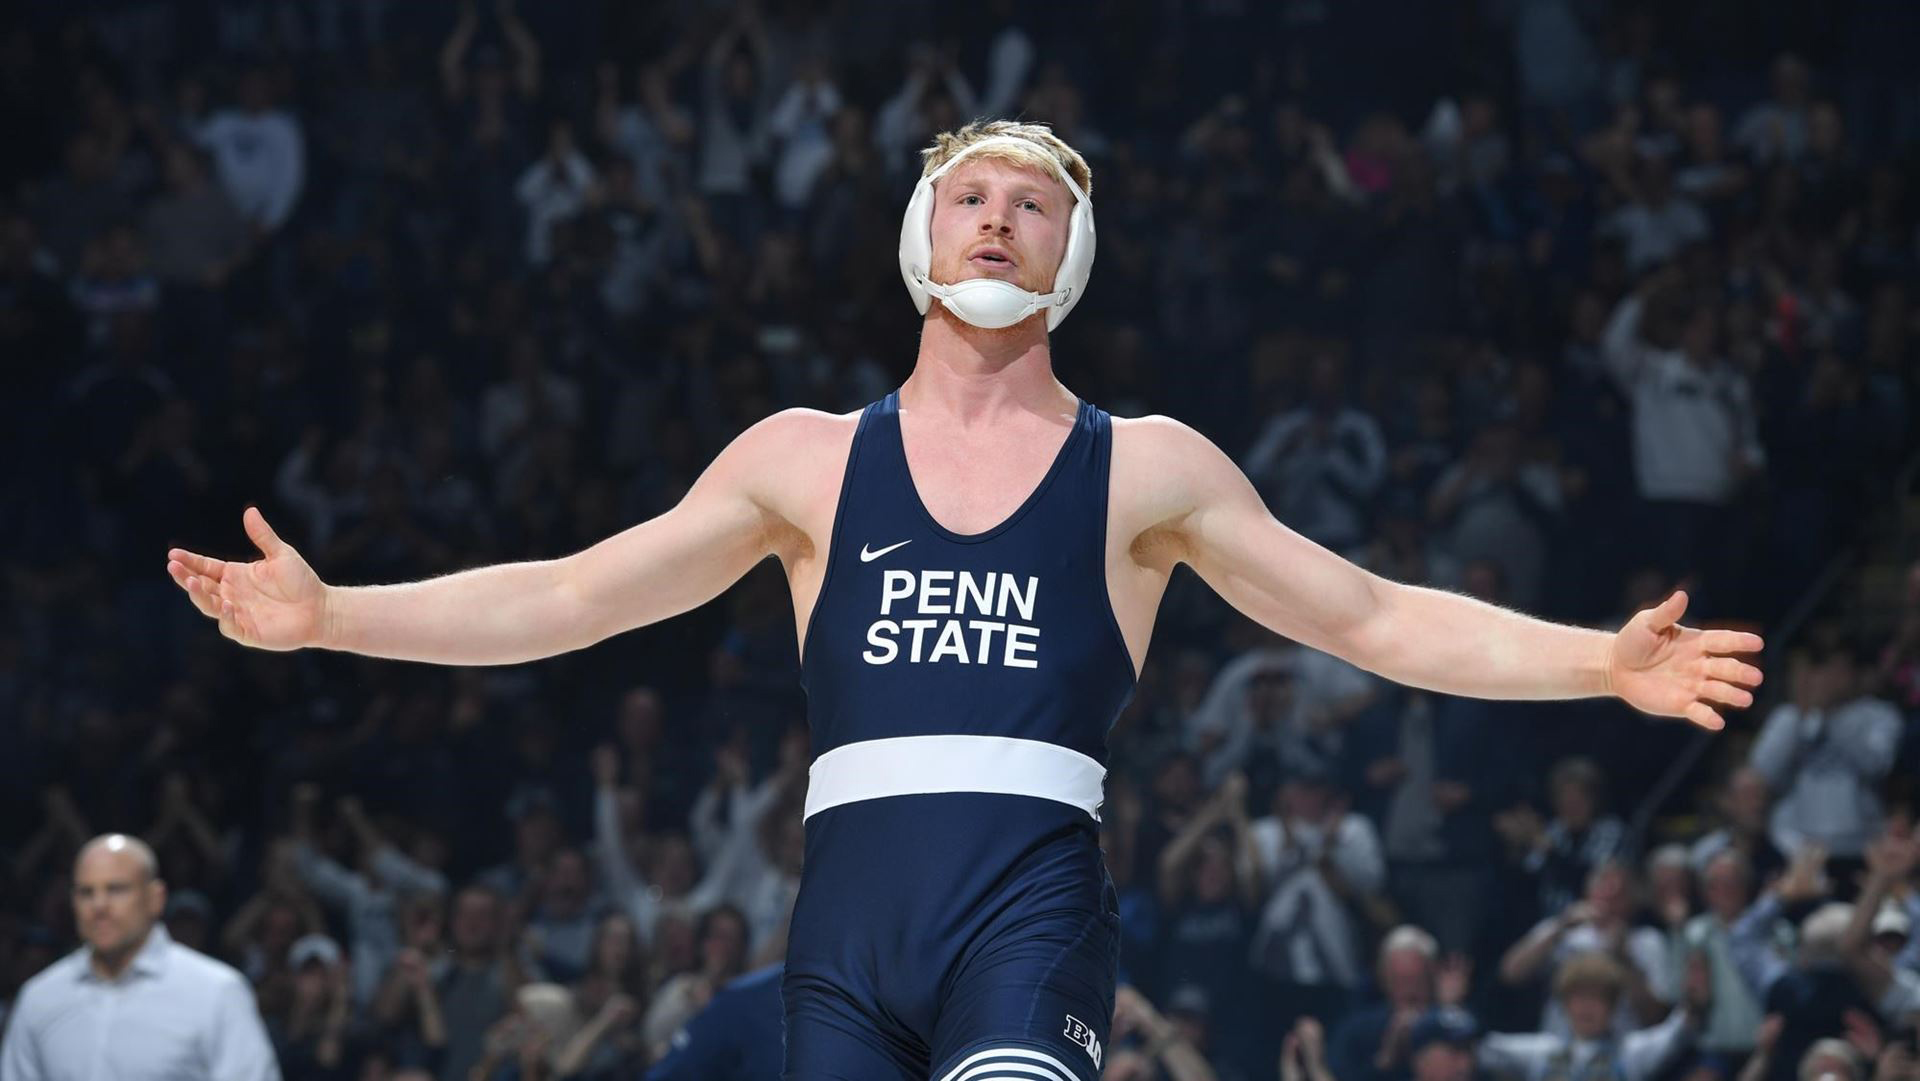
[898,135,1095,332]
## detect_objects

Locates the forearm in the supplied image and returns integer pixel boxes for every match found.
[552,1019,608,1077]
[1352,581,1613,701]
[1146,1026,1218,1081]
[1728,895,1789,998]
[1500,921,1563,985]
[417,988,447,1048]
[1623,1008,1696,1081]
[322,559,595,665]
[1621,965,1667,1025]
[178,809,229,873]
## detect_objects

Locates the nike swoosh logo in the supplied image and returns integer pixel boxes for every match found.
[859,539,912,563]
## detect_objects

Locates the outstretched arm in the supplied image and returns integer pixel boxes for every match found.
[1124,417,1764,729]
[168,411,821,666]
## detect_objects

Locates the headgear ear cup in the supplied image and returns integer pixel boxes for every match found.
[898,135,1095,331]
[899,178,938,316]
[1046,197,1095,331]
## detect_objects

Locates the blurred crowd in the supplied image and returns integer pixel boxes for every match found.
[2,0,1920,1079]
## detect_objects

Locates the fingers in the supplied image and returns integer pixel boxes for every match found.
[216,594,250,645]
[1652,590,1688,628]
[168,548,229,580]
[1702,629,1766,655]
[243,506,287,558]
[1706,656,1764,687]
[1699,680,1755,710]
[1683,702,1725,732]
[169,562,225,620]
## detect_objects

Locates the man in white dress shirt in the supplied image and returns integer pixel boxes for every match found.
[1,834,280,1081]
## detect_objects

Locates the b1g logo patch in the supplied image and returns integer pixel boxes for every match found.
[1064,1014,1102,1069]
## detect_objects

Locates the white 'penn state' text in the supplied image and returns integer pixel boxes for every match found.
[862,569,1040,668]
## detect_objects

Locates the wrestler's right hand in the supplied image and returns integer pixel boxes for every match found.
[168,506,330,651]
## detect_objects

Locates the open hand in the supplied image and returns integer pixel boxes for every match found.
[168,508,330,651]
[1608,591,1764,731]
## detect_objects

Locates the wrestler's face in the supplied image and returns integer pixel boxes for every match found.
[928,157,1073,299]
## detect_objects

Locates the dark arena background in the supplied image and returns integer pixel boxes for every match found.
[2,2,1919,1080]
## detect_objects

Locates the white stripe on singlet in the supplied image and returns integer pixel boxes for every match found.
[802,735,1104,821]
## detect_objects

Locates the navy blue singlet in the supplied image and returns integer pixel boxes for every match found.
[783,390,1137,1081]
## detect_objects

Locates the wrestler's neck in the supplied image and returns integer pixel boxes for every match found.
[903,304,1074,426]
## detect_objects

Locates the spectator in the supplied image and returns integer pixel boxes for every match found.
[195,66,304,232]
[1156,772,1261,1050]
[1353,686,1505,957]
[1242,352,1388,555]
[875,45,979,182]
[1329,927,1473,1081]
[1248,764,1389,1005]
[476,786,564,903]
[766,58,841,212]
[1734,54,1815,165]
[514,119,596,268]
[639,904,749,1063]
[523,848,600,985]
[553,912,647,1077]
[28,131,135,273]
[1498,756,1629,918]
[220,840,327,993]
[266,933,352,1077]
[1673,105,1750,213]
[1478,952,1709,1081]
[1750,637,1902,863]
[1602,156,1711,275]
[1108,984,1220,1081]
[470,982,579,1081]
[1839,831,1920,1028]
[480,333,582,468]
[1404,1009,1480,1081]
[68,223,159,350]
[697,3,775,237]
[1690,767,1787,887]
[1425,419,1563,610]
[435,886,524,1081]
[1726,849,1884,1081]
[367,908,451,1076]
[643,963,782,1081]
[594,60,693,213]
[1601,275,1764,592]
[1501,860,1676,1037]
[0,835,280,1080]
[1183,646,1299,791]
[290,785,448,1007]
[1677,850,1768,1060]
[141,141,251,286]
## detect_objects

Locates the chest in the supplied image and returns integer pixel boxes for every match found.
[38,983,206,1080]
[898,418,1072,536]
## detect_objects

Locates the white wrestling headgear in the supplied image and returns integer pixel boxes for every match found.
[898,134,1095,331]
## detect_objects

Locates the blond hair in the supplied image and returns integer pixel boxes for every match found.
[920,120,1093,198]
[1552,951,1626,1003]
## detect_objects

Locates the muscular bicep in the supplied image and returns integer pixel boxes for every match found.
[1155,419,1385,662]
[560,417,791,642]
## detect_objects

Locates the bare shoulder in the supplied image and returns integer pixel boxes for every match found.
[721,407,861,487]
[1109,413,1247,519]
[1108,413,1254,568]
[721,406,863,547]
